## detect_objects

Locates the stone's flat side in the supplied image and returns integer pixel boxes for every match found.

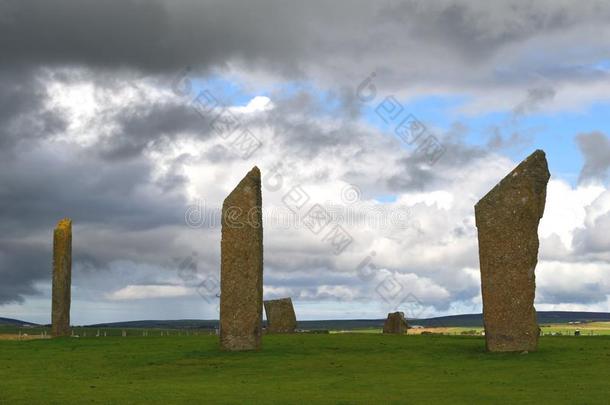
[51,218,72,337]
[382,312,408,334]
[220,167,263,351]
[264,297,297,333]
[475,150,550,352]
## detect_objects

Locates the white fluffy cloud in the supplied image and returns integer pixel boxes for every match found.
[106,285,192,301]
[539,180,606,253]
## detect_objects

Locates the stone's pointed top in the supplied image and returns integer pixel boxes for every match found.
[509,148,548,170]
[506,149,549,180]
[520,149,547,168]
[224,167,262,205]
[239,166,261,185]
[56,218,72,229]
[476,149,550,208]
[248,166,261,179]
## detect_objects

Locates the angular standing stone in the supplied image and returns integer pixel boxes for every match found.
[51,218,72,337]
[475,150,550,352]
[264,297,297,333]
[383,311,408,334]
[220,167,263,351]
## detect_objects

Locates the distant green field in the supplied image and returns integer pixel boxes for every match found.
[0,325,211,337]
[335,321,610,336]
[1,334,609,404]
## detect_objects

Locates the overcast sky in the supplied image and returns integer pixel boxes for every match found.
[1,0,610,324]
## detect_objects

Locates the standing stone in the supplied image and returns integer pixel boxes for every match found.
[51,218,72,337]
[264,298,297,333]
[475,150,550,352]
[220,167,263,351]
[383,312,408,334]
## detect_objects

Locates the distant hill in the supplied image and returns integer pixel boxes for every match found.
[536,311,610,324]
[4,311,608,330]
[0,317,39,327]
[83,311,610,330]
[409,311,610,328]
[88,319,218,329]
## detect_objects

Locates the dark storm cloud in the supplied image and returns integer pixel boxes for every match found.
[3,0,609,87]
[512,86,556,117]
[486,129,533,152]
[576,132,610,183]
[377,1,601,60]
[0,0,309,74]
[0,240,49,303]
[0,67,67,148]
[99,101,215,161]
[0,144,186,234]
[0,0,169,71]
[0,132,190,304]
[386,157,438,191]
[387,139,486,192]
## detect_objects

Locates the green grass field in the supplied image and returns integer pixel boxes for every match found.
[1,334,609,404]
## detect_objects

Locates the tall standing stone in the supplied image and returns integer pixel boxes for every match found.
[264,297,297,333]
[220,167,263,351]
[383,311,408,334]
[475,150,550,352]
[51,218,72,337]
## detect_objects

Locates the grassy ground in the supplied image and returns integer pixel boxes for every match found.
[1,334,609,404]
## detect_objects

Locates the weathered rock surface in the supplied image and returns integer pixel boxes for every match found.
[383,311,408,334]
[52,218,72,337]
[264,297,297,333]
[220,167,263,351]
[475,150,550,352]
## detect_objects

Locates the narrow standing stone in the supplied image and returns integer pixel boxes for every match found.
[51,218,72,337]
[475,150,550,352]
[220,167,263,351]
[264,297,297,333]
[382,312,408,334]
